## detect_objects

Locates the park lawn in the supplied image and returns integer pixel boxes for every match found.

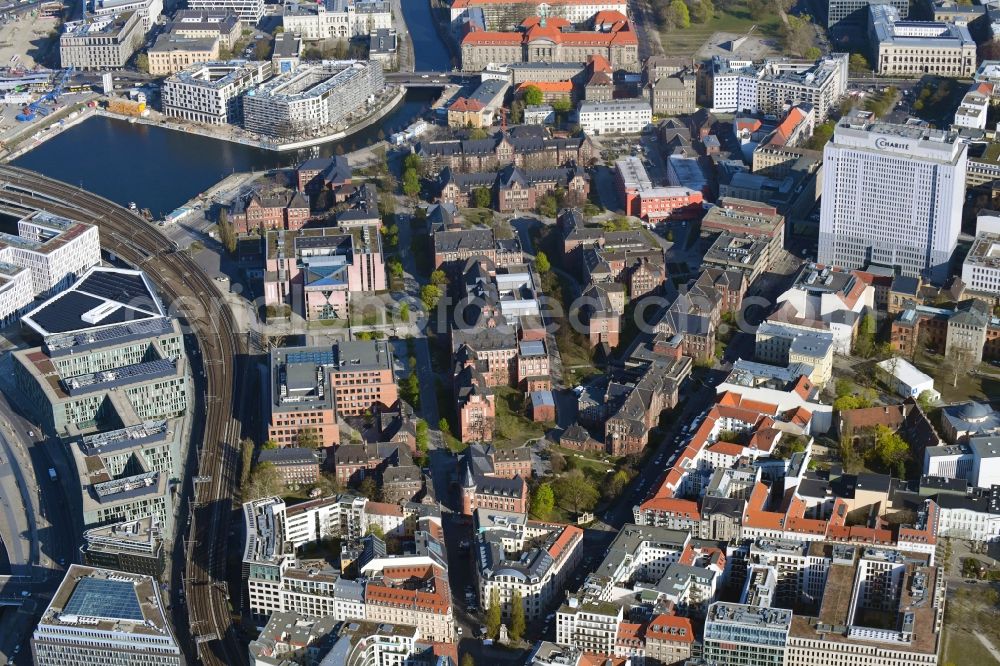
[660,7,783,56]
[494,386,548,446]
[911,355,995,404]
[551,445,617,475]
[942,625,998,665]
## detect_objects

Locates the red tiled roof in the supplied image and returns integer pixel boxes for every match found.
[706,441,744,457]
[547,524,583,560]
[646,613,694,643]
[517,80,573,94]
[770,107,807,147]
[450,97,485,112]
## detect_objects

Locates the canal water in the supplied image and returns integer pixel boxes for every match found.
[13,3,455,216]
[399,0,453,71]
[12,88,440,217]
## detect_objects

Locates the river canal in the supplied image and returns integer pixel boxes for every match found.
[12,0,454,216]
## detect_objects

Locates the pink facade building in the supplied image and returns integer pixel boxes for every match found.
[265,226,387,322]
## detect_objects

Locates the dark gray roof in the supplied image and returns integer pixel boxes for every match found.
[259,447,320,466]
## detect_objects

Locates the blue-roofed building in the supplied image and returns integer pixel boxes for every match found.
[530,390,556,422]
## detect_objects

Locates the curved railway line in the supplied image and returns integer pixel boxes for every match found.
[0,165,247,666]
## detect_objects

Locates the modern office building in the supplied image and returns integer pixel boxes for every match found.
[702,602,792,665]
[268,341,398,447]
[32,565,181,665]
[14,267,189,436]
[962,231,1000,295]
[868,4,975,78]
[147,33,220,75]
[243,60,385,138]
[81,517,166,578]
[0,211,100,326]
[162,59,273,124]
[70,420,180,532]
[89,0,163,33]
[187,0,263,24]
[701,198,786,283]
[263,225,387,323]
[578,99,652,135]
[819,114,966,281]
[281,0,392,41]
[243,496,454,641]
[60,11,144,70]
[711,54,848,122]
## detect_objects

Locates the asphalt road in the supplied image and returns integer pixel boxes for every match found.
[0,388,77,664]
[601,383,717,529]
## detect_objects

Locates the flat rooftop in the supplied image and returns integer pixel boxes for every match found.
[23,267,165,338]
[37,565,176,640]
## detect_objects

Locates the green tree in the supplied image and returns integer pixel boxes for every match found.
[403,153,422,174]
[551,96,573,114]
[510,589,526,641]
[531,482,555,519]
[667,0,690,28]
[804,46,822,60]
[468,127,489,140]
[871,424,909,477]
[244,462,283,500]
[421,284,441,309]
[240,437,255,489]
[917,390,936,412]
[849,53,871,74]
[522,85,544,106]
[430,269,448,287]
[399,302,410,322]
[135,53,149,74]
[509,99,524,123]
[416,418,429,445]
[805,121,834,150]
[254,39,271,60]
[359,477,381,500]
[461,655,475,666]
[537,194,558,218]
[217,210,237,255]
[486,587,502,638]
[606,469,630,499]
[367,522,385,539]
[388,258,404,278]
[688,0,713,23]
[402,169,420,197]
[439,417,451,435]
[535,251,551,273]
[854,313,876,358]
[553,469,600,515]
[471,187,492,209]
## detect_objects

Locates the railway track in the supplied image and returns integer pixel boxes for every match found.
[0,165,247,666]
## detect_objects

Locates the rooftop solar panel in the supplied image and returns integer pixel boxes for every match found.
[63,577,143,621]
[286,350,335,365]
[29,292,138,334]
[77,270,154,306]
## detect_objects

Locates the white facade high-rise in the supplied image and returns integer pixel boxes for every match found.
[818,115,966,281]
